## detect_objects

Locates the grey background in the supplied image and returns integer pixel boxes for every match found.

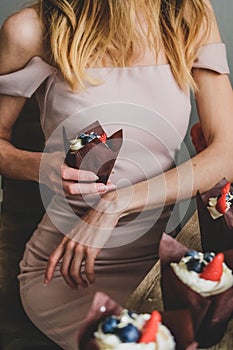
[0,0,233,223]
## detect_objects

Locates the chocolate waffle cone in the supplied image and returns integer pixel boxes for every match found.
[159,233,233,348]
[63,121,123,184]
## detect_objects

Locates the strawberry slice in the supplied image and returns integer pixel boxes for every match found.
[139,310,161,343]
[200,253,224,281]
[99,133,107,143]
[216,194,228,214]
[221,182,231,194]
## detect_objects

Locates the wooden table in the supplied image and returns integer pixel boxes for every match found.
[126,211,233,350]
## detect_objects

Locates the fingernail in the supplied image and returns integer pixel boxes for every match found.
[94,175,99,180]
[98,185,107,192]
[108,184,116,190]
[44,279,49,286]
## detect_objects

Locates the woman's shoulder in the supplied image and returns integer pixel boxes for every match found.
[0,6,46,74]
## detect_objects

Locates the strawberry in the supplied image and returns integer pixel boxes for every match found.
[139,310,161,343]
[221,182,231,194]
[99,133,107,143]
[200,253,224,281]
[216,194,228,214]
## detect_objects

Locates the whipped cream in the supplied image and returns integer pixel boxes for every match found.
[171,258,233,297]
[94,310,175,350]
[69,138,83,151]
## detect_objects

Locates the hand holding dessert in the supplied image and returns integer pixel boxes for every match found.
[39,150,116,196]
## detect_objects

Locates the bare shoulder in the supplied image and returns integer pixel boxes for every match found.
[0,6,45,74]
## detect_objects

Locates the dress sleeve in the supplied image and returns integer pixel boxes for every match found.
[0,56,56,98]
[192,43,230,74]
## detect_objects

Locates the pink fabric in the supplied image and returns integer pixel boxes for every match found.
[192,43,230,73]
[0,43,230,349]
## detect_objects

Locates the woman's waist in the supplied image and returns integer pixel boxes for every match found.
[41,192,171,238]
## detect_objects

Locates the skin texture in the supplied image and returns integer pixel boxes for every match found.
[0,2,233,289]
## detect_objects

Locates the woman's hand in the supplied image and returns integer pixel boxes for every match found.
[44,236,102,288]
[44,190,121,288]
[39,151,116,196]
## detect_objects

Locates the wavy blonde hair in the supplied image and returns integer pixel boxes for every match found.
[37,0,210,91]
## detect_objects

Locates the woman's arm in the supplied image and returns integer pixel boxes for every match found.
[0,9,113,194]
[0,8,44,182]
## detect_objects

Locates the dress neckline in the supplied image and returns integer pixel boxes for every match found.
[28,42,225,72]
[29,55,171,71]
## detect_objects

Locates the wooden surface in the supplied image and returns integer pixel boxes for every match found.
[126,211,233,350]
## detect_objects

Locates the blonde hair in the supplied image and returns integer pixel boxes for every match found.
[38,0,210,91]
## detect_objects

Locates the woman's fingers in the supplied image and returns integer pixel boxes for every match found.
[63,180,116,195]
[41,153,117,195]
[45,240,67,284]
[69,245,88,288]
[61,165,98,182]
[85,247,101,284]
[61,164,116,195]
[60,240,78,289]
[45,235,101,289]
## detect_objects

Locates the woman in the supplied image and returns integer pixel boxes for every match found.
[0,0,233,349]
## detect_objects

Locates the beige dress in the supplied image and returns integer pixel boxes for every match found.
[0,43,229,349]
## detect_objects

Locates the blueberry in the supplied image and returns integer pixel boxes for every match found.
[184,250,199,258]
[81,135,93,145]
[79,133,87,139]
[90,132,98,138]
[102,316,119,334]
[203,252,215,263]
[118,324,140,343]
[186,258,205,273]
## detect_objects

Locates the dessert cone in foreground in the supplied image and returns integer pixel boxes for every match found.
[196,178,233,252]
[159,233,233,348]
[63,121,123,184]
[77,292,197,350]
